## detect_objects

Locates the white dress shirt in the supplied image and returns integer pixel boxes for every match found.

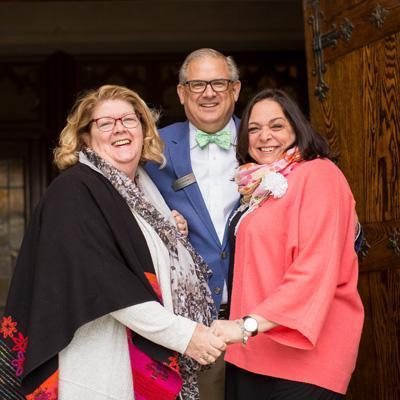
[189,119,240,244]
[189,119,240,304]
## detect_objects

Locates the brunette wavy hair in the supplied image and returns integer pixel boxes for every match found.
[236,88,335,165]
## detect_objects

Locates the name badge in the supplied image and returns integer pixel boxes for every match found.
[172,173,197,191]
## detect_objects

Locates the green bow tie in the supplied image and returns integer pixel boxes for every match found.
[195,129,232,150]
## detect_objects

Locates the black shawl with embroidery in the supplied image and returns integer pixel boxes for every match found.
[0,163,172,398]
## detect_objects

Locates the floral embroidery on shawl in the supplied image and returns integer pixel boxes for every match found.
[12,332,29,353]
[144,272,163,301]
[26,371,58,400]
[128,332,182,400]
[166,355,180,374]
[130,271,182,397]
[143,272,180,375]
[1,315,18,338]
[1,315,29,378]
[0,315,29,399]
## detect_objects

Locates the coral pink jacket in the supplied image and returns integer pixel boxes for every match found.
[225,158,364,394]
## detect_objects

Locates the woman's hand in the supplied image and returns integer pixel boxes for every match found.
[184,323,227,365]
[211,316,278,345]
[211,319,243,344]
[172,210,188,236]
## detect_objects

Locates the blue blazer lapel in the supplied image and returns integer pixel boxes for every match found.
[167,122,221,247]
[220,115,241,250]
[233,115,240,141]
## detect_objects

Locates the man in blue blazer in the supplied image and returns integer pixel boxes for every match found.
[145,48,241,399]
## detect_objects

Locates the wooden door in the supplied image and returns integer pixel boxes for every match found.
[303,1,400,399]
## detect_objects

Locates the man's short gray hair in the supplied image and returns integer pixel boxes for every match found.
[178,48,240,84]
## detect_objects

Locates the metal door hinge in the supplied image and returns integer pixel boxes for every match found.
[308,0,354,101]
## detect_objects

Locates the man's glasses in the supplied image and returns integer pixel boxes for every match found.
[91,113,140,132]
[184,79,233,93]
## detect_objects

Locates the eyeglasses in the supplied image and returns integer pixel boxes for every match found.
[91,113,140,132]
[184,79,233,93]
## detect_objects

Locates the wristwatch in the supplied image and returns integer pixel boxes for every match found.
[243,316,258,337]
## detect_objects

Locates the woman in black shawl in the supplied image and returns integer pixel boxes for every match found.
[0,85,225,400]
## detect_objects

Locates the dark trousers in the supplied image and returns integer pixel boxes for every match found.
[225,363,345,400]
[197,355,225,400]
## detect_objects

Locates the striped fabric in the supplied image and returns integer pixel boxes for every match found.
[0,338,24,400]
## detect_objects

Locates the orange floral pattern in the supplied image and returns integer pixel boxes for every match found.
[1,315,58,398]
[0,315,18,338]
[165,355,180,374]
[26,370,59,400]
[144,272,163,301]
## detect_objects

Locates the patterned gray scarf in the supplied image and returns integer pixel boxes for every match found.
[82,147,216,399]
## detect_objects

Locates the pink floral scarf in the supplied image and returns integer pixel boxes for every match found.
[235,146,302,210]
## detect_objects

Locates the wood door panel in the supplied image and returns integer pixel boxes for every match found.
[347,273,379,400]
[361,222,400,272]
[350,270,400,399]
[304,46,367,212]
[303,1,400,398]
[315,0,400,63]
[305,33,400,222]
[364,33,400,223]
[323,0,367,18]
[368,270,400,399]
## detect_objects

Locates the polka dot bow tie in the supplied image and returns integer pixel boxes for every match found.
[195,129,232,150]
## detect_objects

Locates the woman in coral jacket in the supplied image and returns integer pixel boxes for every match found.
[211,88,364,400]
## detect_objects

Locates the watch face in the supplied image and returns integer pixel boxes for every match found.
[243,317,258,333]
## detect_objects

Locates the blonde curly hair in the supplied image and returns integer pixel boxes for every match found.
[53,85,165,170]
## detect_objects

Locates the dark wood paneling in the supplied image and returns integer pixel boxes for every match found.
[359,222,400,272]
[314,0,400,63]
[303,1,400,398]
[364,34,400,222]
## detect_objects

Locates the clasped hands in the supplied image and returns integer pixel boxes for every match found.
[184,320,244,365]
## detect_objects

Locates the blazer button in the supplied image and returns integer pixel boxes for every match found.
[214,287,222,295]
[221,251,227,259]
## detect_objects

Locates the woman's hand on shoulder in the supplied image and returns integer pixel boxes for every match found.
[171,210,188,236]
